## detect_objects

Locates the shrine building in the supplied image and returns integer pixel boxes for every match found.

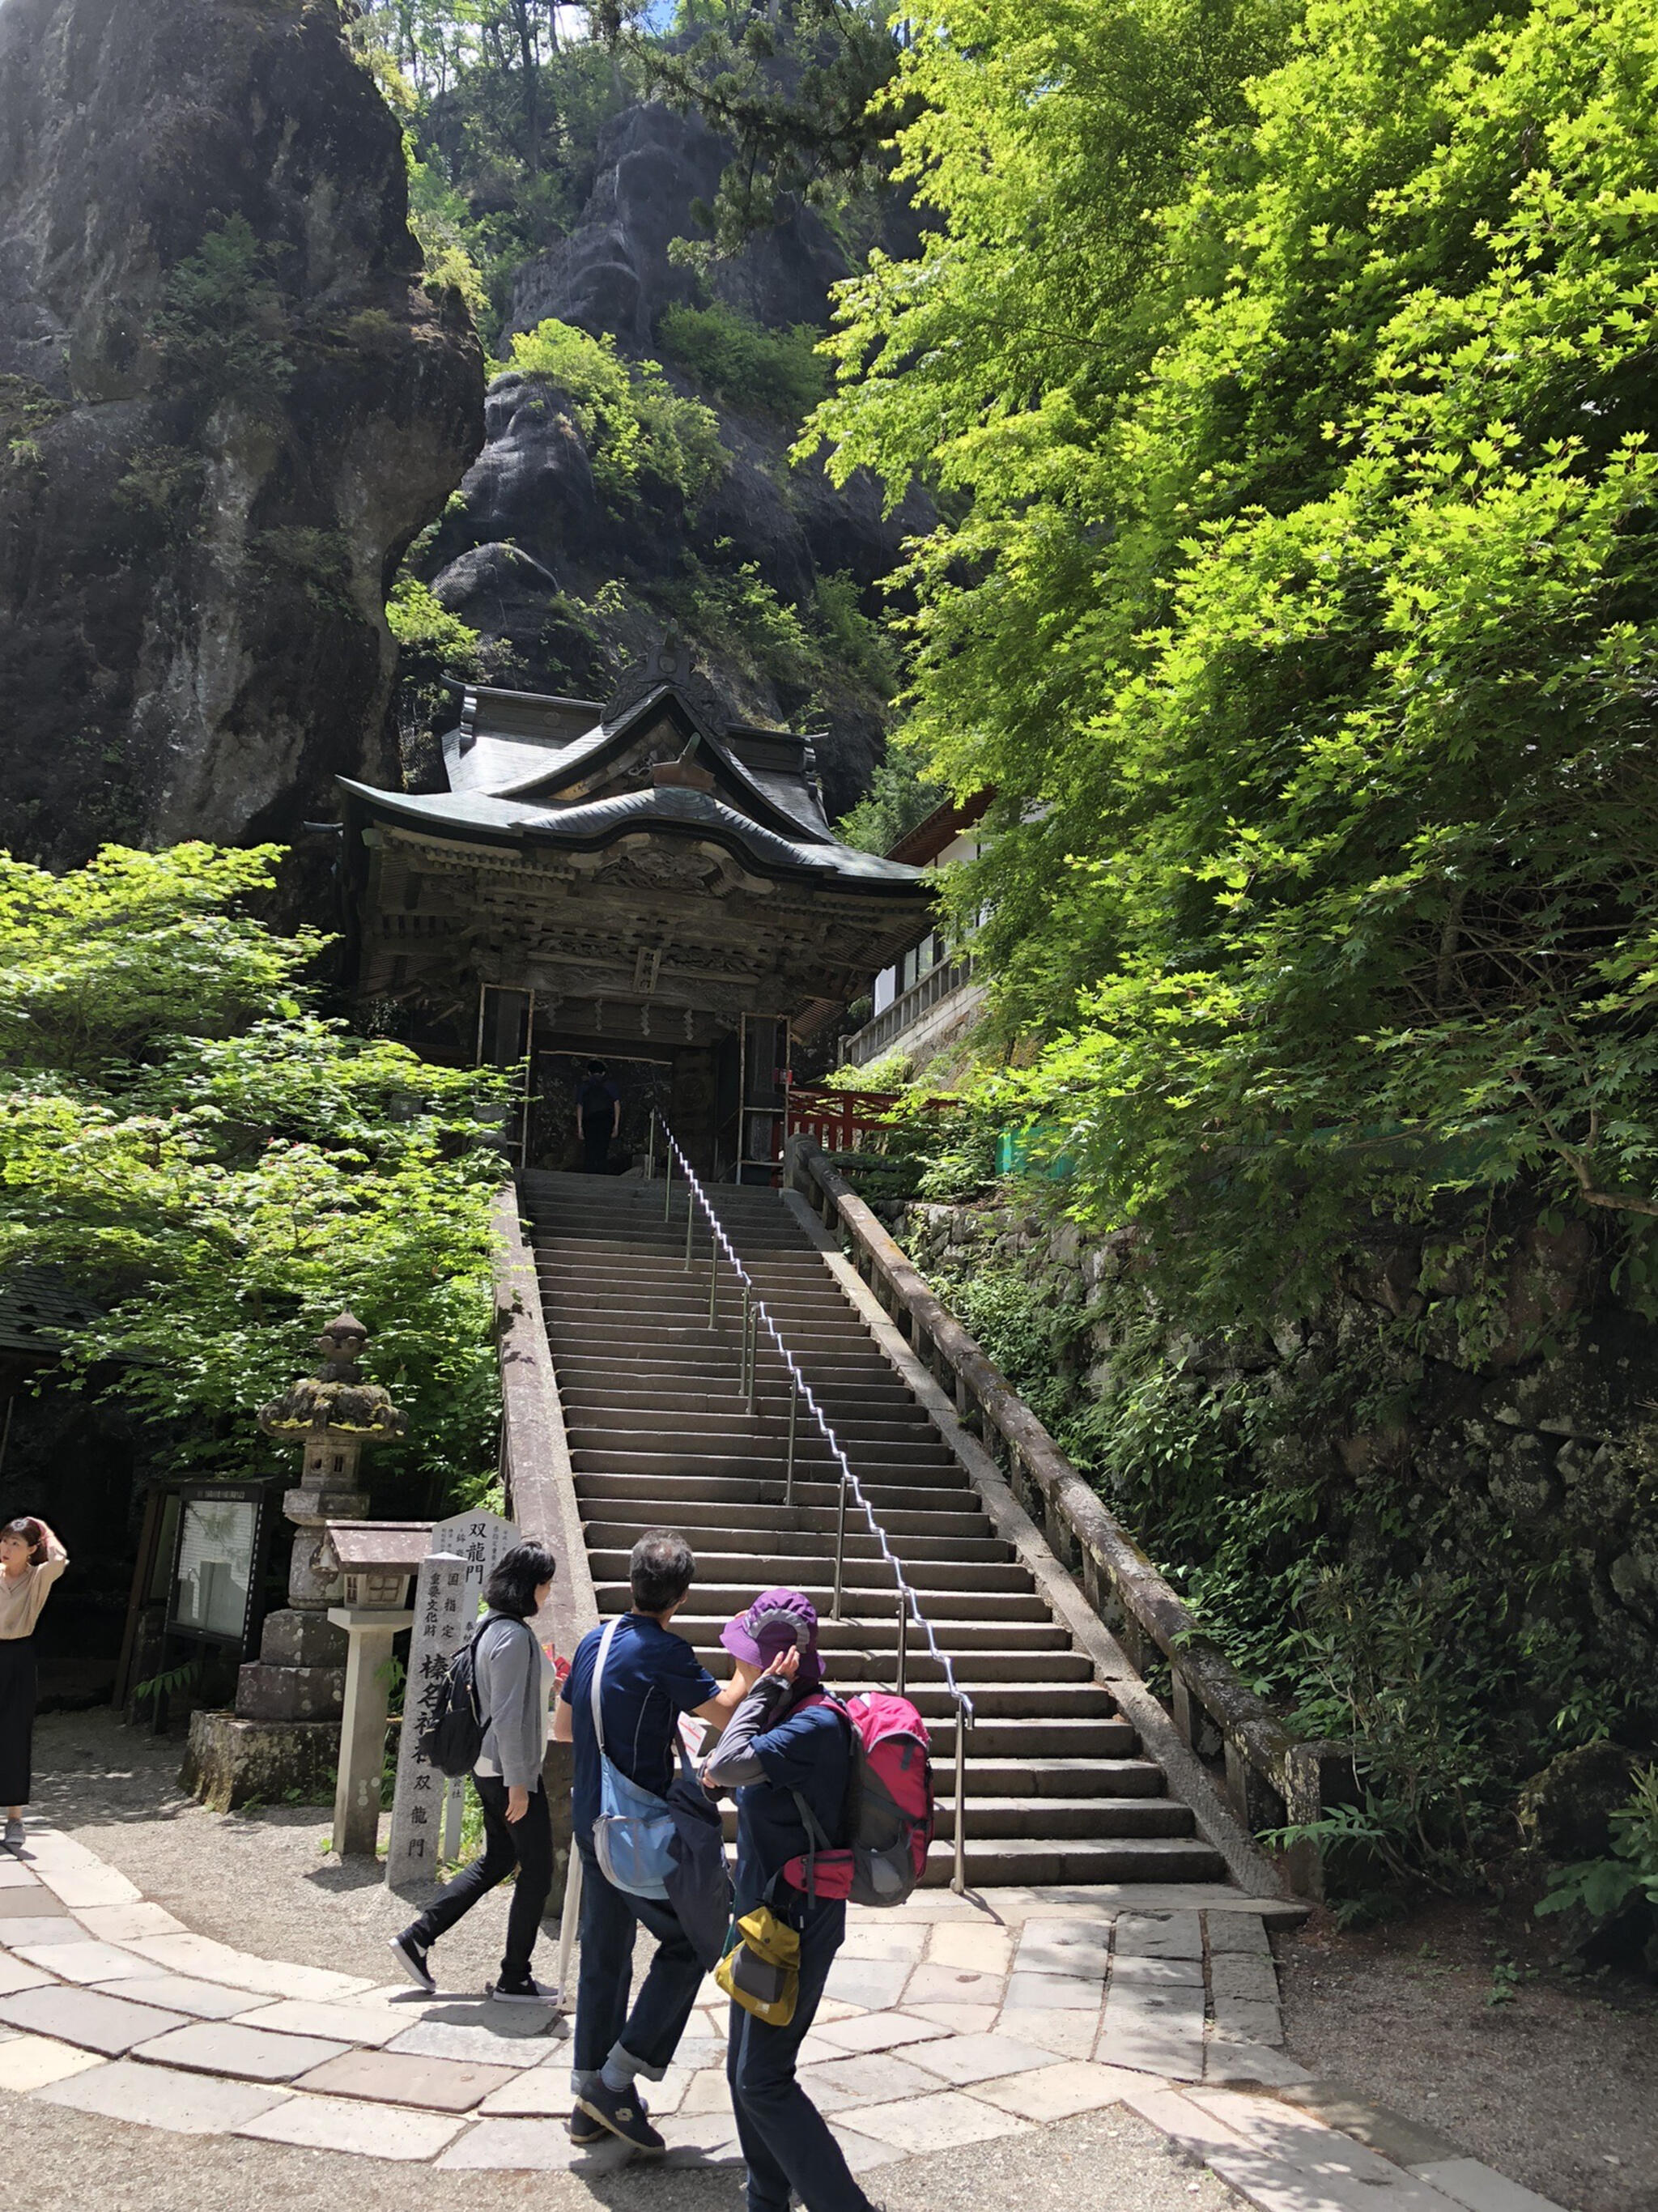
[339,645,930,1177]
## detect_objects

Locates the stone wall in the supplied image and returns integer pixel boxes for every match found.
[895,1194,1658,1788]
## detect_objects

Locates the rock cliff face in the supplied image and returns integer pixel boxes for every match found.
[0,0,484,866]
[423,101,929,820]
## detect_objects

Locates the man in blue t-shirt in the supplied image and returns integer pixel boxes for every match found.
[701,1589,878,2212]
[554,1529,750,2153]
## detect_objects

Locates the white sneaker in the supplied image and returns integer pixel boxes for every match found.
[2,1819,23,1856]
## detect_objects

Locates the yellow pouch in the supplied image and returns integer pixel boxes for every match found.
[714,1905,801,2027]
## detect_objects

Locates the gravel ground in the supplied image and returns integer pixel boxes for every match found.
[31,1709,527,1991]
[0,2090,1238,2212]
[1278,1906,1658,2212]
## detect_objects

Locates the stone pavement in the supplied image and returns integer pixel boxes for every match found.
[0,1828,1567,2212]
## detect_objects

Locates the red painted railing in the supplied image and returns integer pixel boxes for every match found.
[783,1085,955,1155]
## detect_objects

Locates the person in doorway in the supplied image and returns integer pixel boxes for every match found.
[702,1589,880,2212]
[576,1058,621,1174]
[390,1541,560,2003]
[554,1529,751,2153]
[0,1516,67,1856]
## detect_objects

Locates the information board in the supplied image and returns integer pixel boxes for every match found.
[165,1482,272,1653]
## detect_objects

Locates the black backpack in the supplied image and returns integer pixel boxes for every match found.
[416,1614,529,1777]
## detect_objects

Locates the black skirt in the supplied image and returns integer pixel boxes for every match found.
[0,1636,37,1806]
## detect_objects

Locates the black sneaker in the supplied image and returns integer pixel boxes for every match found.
[568,2111,610,2146]
[389,1929,435,1993]
[575,2078,665,2155]
[486,1975,558,2005]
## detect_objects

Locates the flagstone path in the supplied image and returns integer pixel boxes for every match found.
[0,1827,1567,2211]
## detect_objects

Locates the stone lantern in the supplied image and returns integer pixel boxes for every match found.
[184,1312,408,1812]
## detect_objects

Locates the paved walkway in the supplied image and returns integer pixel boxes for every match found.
[0,1828,1564,2210]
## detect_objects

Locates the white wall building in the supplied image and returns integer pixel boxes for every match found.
[842,794,991,1070]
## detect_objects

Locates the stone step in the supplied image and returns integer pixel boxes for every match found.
[577,1498,997,1543]
[559,1368,917,1407]
[634,1552,1035,1597]
[563,1419,955,1465]
[932,1797,1196,1841]
[963,1757,1171,1799]
[913,1713,1141,1758]
[562,1394,939,1444]
[591,1576,1052,1624]
[918,1836,1226,1887]
[534,1214,806,1248]
[662,1612,1072,1657]
[712,1797,1194,1845]
[547,1335,899,1380]
[581,1525,1016,1567]
[538,1267,852,1309]
[640,1560,1033,1602]
[567,1448,973,1488]
[534,1244,836,1280]
[678,1639,1096,1686]
[567,1443,962,1483]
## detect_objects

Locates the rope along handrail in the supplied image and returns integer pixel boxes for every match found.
[647,1112,975,1895]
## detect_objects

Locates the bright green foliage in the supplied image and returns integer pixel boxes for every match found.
[835,743,942,855]
[406,150,491,317]
[657,302,831,417]
[387,574,484,670]
[0,845,510,1506]
[809,0,1658,1327]
[351,6,637,342]
[656,553,893,727]
[493,319,727,506]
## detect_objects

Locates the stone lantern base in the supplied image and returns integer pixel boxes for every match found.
[182,1712,341,1814]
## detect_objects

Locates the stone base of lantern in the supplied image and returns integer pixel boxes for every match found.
[234,1660,346,1721]
[182,1711,341,1814]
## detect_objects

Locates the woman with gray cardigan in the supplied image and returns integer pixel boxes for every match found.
[391,1542,560,2003]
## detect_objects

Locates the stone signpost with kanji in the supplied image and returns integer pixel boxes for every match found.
[429,1508,517,1856]
[384,1506,517,1891]
[385,1551,472,1891]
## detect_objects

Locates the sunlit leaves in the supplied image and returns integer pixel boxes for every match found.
[808,0,1658,1320]
[0,845,510,1503]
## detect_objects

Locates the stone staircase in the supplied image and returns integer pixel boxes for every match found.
[522,1168,1229,1890]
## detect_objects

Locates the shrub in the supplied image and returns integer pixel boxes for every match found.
[657,301,831,417]
[0,843,510,1506]
[387,575,483,672]
[492,319,725,507]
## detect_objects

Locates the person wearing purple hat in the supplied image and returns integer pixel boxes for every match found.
[703,1589,879,2212]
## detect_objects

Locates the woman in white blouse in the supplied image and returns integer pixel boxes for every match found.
[0,1516,68,1853]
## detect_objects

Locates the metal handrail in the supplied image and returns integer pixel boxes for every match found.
[649,1111,976,1895]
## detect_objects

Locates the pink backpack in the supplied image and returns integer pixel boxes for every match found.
[782,1691,935,1907]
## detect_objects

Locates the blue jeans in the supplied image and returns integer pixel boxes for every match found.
[727,1895,877,2212]
[572,1840,704,2086]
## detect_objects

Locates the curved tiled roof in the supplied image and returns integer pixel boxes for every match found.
[338,778,922,891]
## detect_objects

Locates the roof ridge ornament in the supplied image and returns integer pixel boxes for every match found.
[601,627,729,738]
